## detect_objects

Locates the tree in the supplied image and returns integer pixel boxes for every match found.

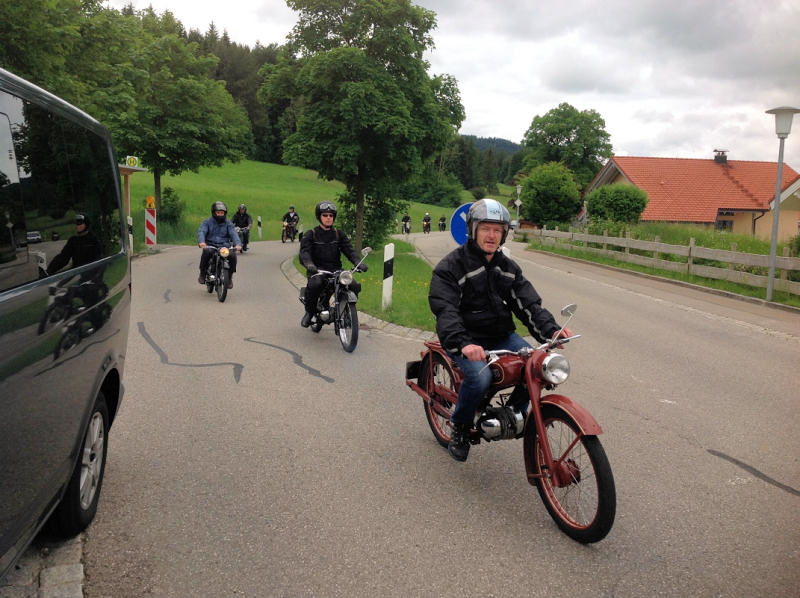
[268,0,463,249]
[521,162,581,227]
[522,102,612,191]
[104,9,253,209]
[584,183,647,223]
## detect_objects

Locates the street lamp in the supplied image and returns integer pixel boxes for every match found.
[765,106,800,301]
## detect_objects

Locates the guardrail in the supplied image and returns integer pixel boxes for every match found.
[529,228,800,296]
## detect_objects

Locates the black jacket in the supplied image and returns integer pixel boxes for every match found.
[231,211,252,228]
[47,231,101,274]
[299,226,360,273]
[429,240,561,353]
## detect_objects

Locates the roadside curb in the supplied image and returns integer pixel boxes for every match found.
[0,535,84,598]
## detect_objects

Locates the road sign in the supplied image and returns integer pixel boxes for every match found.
[145,208,156,246]
[125,155,139,168]
[450,202,472,245]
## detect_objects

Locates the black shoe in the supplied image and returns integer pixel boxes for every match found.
[300,312,312,328]
[448,422,470,462]
[226,277,233,289]
[198,274,205,284]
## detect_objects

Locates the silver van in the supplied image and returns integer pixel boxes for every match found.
[0,68,131,580]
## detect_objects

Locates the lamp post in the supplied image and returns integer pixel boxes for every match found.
[765,106,800,301]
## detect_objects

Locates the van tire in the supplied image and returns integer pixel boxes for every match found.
[50,392,109,536]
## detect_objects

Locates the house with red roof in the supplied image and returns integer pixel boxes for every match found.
[585,151,800,242]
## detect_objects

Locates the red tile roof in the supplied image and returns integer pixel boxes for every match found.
[599,156,800,223]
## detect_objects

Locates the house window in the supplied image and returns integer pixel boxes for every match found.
[715,219,733,231]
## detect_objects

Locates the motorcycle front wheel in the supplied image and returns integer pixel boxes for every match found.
[336,300,358,352]
[281,228,288,243]
[216,265,228,303]
[530,405,616,543]
[421,352,457,447]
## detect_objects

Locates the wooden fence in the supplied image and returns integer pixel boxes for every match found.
[527,228,800,296]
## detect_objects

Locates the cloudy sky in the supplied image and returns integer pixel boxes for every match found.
[108,0,800,170]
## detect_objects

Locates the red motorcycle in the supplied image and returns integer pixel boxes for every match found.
[405,304,616,543]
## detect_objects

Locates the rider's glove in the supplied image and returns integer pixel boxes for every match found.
[306,264,318,275]
[356,264,368,273]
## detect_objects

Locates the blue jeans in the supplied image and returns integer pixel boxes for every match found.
[448,333,531,425]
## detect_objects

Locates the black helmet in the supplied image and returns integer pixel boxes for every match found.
[238,203,247,211]
[467,198,510,245]
[211,201,228,215]
[289,205,295,210]
[75,213,88,226]
[315,201,337,222]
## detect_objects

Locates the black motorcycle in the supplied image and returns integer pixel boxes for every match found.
[203,246,235,302]
[299,247,371,353]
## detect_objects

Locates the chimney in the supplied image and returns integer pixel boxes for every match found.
[713,149,728,164]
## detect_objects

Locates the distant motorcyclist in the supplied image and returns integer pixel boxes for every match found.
[299,201,367,328]
[282,205,300,228]
[422,212,432,234]
[197,201,241,289]
[438,214,447,231]
[231,204,252,252]
[401,213,411,234]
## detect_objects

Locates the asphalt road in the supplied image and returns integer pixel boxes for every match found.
[77,233,799,598]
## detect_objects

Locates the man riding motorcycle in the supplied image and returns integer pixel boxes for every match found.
[282,205,300,237]
[298,201,368,328]
[197,201,242,289]
[428,198,572,461]
[231,204,252,251]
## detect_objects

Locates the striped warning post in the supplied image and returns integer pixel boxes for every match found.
[145,208,156,246]
[382,243,394,310]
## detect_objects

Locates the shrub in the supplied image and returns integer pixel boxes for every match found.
[156,187,185,225]
[585,183,647,223]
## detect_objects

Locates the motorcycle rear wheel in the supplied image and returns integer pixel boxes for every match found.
[421,352,457,447]
[216,267,228,302]
[530,405,616,543]
[337,301,358,352]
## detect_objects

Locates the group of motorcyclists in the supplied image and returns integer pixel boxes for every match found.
[401,212,448,234]
[193,197,572,466]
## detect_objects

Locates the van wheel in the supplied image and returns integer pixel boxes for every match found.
[50,392,109,536]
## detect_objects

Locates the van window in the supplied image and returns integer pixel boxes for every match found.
[0,90,122,292]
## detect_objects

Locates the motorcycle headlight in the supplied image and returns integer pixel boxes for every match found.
[220,247,230,258]
[338,270,353,286]
[541,353,570,385]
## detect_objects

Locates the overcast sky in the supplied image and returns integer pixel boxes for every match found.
[107,0,800,171]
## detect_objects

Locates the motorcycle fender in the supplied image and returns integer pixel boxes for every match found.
[223,260,230,270]
[538,394,603,436]
[346,291,358,303]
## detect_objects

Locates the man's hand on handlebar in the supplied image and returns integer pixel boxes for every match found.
[461,344,487,361]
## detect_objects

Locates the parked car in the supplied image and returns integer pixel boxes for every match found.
[0,67,131,582]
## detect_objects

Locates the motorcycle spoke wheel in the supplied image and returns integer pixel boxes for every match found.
[281,229,288,243]
[216,268,228,302]
[422,352,457,447]
[531,405,616,543]
[337,302,358,352]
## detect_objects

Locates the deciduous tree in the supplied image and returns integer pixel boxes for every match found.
[520,162,581,227]
[522,102,612,191]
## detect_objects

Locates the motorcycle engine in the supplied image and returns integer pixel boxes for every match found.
[476,406,525,441]
[319,309,332,323]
